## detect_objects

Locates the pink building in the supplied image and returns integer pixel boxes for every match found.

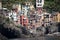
[20,15,29,27]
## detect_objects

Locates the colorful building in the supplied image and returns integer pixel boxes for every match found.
[36,0,44,14]
[12,4,21,13]
[43,12,52,27]
[1,8,9,17]
[57,12,60,22]
[20,15,29,27]
[53,12,60,22]
[36,0,44,7]
[22,5,29,16]
[25,2,35,10]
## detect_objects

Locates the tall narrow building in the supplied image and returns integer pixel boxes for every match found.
[36,0,44,14]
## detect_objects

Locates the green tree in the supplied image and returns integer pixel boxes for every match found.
[44,0,60,12]
[2,0,28,10]
[2,0,24,9]
[2,0,15,10]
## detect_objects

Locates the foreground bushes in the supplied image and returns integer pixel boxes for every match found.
[0,33,8,40]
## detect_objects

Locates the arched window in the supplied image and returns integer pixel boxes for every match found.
[39,0,42,3]
[36,0,42,3]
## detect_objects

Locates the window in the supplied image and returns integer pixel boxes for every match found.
[23,24,26,26]
[46,15,49,18]
[44,15,49,18]
[37,0,42,3]
[39,0,42,3]
[38,4,42,6]
[23,19,27,23]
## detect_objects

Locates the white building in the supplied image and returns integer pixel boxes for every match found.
[22,5,29,16]
[36,0,44,14]
[36,0,44,7]
[43,12,52,27]
[9,11,18,21]
[12,4,21,12]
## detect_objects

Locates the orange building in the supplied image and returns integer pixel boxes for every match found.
[20,15,29,27]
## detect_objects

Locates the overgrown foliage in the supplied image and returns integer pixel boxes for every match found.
[2,0,60,12]
[2,0,35,10]
[0,13,21,38]
[44,0,60,12]
[0,13,30,38]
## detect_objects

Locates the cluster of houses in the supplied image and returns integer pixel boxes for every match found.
[0,0,60,30]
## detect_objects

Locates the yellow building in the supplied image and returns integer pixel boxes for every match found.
[53,12,60,22]
[57,12,60,22]
[25,2,35,10]
[53,14,57,22]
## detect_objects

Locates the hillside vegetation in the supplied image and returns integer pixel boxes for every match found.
[2,0,60,12]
